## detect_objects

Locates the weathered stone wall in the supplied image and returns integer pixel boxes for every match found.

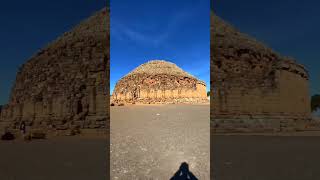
[113,75,207,104]
[211,12,311,132]
[0,8,109,134]
[278,60,310,116]
[112,60,208,104]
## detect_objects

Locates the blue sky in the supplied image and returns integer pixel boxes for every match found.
[0,1,106,105]
[110,0,210,94]
[212,0,320,96]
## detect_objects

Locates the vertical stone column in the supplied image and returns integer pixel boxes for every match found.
[89,86,97,115]
[96,92,107,116]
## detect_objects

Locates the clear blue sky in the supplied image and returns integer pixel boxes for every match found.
[212,0,320,96]
[0,1,106,105]
[110,0,210,94]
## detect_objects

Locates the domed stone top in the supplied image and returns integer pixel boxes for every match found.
[211,12,308,74]
[211,12,276,58]
[126,60,196,79]
[40,7,109,54]
[211,11,309,90]
[9,7,109,104]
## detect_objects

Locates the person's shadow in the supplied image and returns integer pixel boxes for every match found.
[170,162,198,180]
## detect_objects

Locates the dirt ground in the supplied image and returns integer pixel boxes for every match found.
[111,104,210,179]
[212,135,320,180]
[3,108,320,180]
[0,136,108,180]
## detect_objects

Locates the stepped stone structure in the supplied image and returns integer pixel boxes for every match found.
[0,8,109,135]
[211,12,311,132]
[111,60,208,104]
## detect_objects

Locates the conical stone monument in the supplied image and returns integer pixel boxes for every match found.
[211,12,311,132]
[111,60,208,105]
[0,8,109,135]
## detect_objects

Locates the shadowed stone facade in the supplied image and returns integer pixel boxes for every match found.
[111,60,208,104]
[211,13,311,132]
[0,8,109,135]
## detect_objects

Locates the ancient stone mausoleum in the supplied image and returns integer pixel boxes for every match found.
[111,60,208,104]
[211,12,311,132]
[0,8,109,134]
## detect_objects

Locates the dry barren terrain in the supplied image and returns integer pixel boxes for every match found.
[0,137,107,180]
[111,104,210,179]
[212,135,320,180]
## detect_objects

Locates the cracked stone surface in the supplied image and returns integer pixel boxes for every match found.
[210,12,311,132]
[0,7,109,134]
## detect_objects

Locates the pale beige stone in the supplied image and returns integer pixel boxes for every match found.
[111,60,208,105]
[211,12,311,132]
[0,8,109,134]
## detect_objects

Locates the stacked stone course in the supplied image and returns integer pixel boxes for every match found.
[111,60,208,104]
[211,12,311,132]
[0,8,109,135]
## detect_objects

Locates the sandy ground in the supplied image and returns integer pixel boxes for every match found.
[0,136,108,180]
[212,135,320,180]
[111,104,210,179]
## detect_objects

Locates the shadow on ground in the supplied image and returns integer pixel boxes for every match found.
[170,162,198,180]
